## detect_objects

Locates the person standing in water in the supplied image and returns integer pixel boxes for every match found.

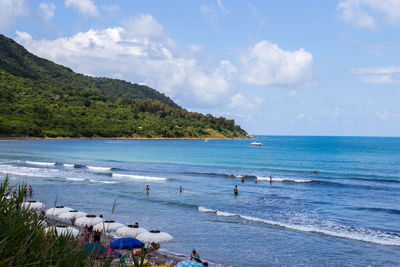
[146,185,149,195]
[179,186,182,193]
[234,185,238,195]
[255,177,258,184]
[29,185,33,196]
[241,176,245,183]
[269,175,273,184]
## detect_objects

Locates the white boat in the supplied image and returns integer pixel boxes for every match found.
[250,141,262,146]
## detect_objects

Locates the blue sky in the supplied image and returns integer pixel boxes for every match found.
[1,0,400,136]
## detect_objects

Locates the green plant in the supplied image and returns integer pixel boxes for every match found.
[132,247,149,267]
[0,176,90,266]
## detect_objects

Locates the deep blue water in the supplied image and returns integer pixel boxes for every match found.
[0,136,399,266]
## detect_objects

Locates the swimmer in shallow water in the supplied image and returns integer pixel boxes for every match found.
[146,185,149,195]
[234,185,238,195]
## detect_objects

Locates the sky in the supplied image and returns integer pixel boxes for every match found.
[1,0,400,136]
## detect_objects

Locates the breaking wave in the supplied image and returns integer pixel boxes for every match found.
[198,206,400,247]
[87,166,112,172]
[26,161,55,166]
[112,173,167,181]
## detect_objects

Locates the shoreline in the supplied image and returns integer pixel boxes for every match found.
[0,136,252,140]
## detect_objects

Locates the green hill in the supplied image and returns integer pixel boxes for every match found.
[0,34,247,138]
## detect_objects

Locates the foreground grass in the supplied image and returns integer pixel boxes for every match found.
[0,177,91,266]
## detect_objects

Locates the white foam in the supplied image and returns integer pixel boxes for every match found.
[257,176,311,183]
[89,179,118,184]
[198,206,217,213]
[0,164,58,177]
[199,207,400,246]
[112,173,167,181]
[1,171,43,177]
[66,177,85,181]
[87,166,112,172]
[26,161,55,166]
[63,164,74,168]
[216,211,236,217]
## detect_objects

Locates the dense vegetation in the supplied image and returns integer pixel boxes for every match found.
[0,177,91,265]
[0,34,247,138]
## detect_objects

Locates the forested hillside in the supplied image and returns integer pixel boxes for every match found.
[0,34,247,138]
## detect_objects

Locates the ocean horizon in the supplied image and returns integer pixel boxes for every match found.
[1,136,399,266]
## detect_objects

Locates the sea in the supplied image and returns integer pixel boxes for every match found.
[0,136,399,266]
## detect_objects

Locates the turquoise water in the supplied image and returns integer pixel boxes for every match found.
[0,136,399,266]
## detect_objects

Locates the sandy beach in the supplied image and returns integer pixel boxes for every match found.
[45,217,231,267]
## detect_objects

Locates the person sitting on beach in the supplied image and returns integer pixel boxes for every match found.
[93,230,101,243]
[84,226,90,242]
[191,249,201,262]
[234,185,238,195]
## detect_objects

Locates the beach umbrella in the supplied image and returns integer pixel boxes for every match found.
[58,210,87,221]
[93,220,125,232]
[22,200,45,211]
[136,230,173,244]
[45,206,73,218]
[116,224,147,237]
[110,237,144,250]
[83,242,107,256]
[45,225,80,238]
[75,214,103,227]
[174,261,204,267]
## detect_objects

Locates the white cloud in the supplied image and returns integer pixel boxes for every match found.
[337,0,400,29]
[65,0,98,16]
[39,2,55,21]
[239,41,313,86]
[201,0,230,26]
[248,3,265,28]
[122,14,164,39]
[351,66,400,84]
[296,114,305,120]
[201,5,218,25]
[216,0,230,15]
[189,44,203,52]
[229,93,262,110]
[0,0,28,31]
[15,14,236,107]
[376,109,389,120]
